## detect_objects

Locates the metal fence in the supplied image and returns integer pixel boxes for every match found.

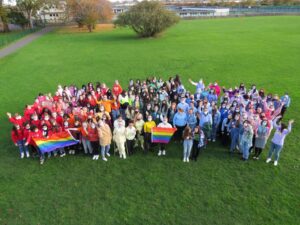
[229,6,300,16]
[0,28,40,49]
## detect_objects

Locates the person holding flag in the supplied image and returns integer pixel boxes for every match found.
[157,117,173,156]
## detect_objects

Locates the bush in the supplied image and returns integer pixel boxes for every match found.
[114,0,180,38]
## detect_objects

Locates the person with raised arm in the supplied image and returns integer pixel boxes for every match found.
[266,116,294,166]
[189,78,205,93]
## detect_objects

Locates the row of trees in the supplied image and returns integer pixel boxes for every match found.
[0,0,53,32]
[0,0,113,32]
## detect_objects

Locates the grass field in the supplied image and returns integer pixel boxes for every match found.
[0,16,299,225]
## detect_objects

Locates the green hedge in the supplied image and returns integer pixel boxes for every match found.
[0,28,40,49]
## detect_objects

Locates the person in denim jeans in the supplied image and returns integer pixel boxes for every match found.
[266,116,294,166]
[11,124,30,158]
[182,126,193,163]
[97,120,112,161]
[80,122,93,155]
[239,121,253,161]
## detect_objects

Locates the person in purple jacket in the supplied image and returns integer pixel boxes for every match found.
[266,116,294,166]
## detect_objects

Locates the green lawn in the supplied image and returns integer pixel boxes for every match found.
[0,16,299,225]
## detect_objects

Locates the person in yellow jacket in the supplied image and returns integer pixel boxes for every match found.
[143,115,156,153]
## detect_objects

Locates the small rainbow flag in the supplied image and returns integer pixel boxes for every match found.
[33,131,79,153]
[151,127,177,144]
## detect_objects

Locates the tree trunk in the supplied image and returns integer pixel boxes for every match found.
[0,2,10,32]
[87,24,92,32]
[28,11,33,29]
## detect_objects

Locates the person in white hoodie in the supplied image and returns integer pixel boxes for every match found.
[113,120,127,159]
[157,116,173,156]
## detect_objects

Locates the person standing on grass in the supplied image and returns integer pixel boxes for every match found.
[253,119,271,160]
[239,120,254,161]
[182,126,193,163]
[97,120,112,162]
[266,116,294,166]
[134,113,145,150]
[230,114,242,153]
[88,122,100,160]
[189,78,205,94]
[11,124,30,159]
[173,108,187,143]
[200,108,212,142]
[80,122,93,155]
[187,108,197,131]
[125,120,136,156]
[112,80,123,97]
[157,116,173,156]
[143,115,156,153]
[113,119,127,159]
[280,93,291,117]
[211,105,221,142]
[190,126,205,161]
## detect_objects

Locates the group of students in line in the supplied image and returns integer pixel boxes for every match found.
[8,75,293,166]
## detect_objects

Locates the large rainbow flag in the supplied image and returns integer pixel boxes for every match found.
[33,131,79,153]
[151,127,177,144]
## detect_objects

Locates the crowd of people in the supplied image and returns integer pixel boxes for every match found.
[7,75,294,166]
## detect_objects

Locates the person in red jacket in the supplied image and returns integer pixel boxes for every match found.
[7,112,27,127]
[24,105,36,121]
[25,126,44,164]
[30,113,41,129]
[50,120,66,157]
[40,113,52,130]
[80,122,93,155]
[11,124,29,158]
[51,111,63,126]
[87,123,100,160]
[112,80,123,97]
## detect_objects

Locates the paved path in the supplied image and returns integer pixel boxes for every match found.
[0,27,55,59]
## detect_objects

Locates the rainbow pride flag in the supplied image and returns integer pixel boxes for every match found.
[151,127,177,144]
[33,131,79,153]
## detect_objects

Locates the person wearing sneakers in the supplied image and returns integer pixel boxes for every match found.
[266,116,294,166]
[190,126,205,161]
[157,116,173,156]
[98,119,112,161]
[80,122,93,155]
[11,124,30,159]
[113,119,127,159]
[125,120,136,155]
[134,113,145,150]
[239,120,254,161]
[88,122,100,160]
[143,115,156,153]
[253,119,271,160]
[182,126,193,162]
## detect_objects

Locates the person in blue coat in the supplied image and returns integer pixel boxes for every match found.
[177,96,189,113]
[207,89,218,103]
[229,114,242,153]
[187,108,197,131]
[199,108,212,141]
[173,109,187,142]
[211,106,221,142]
[239,120,254,161]
[280,93,291,117]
